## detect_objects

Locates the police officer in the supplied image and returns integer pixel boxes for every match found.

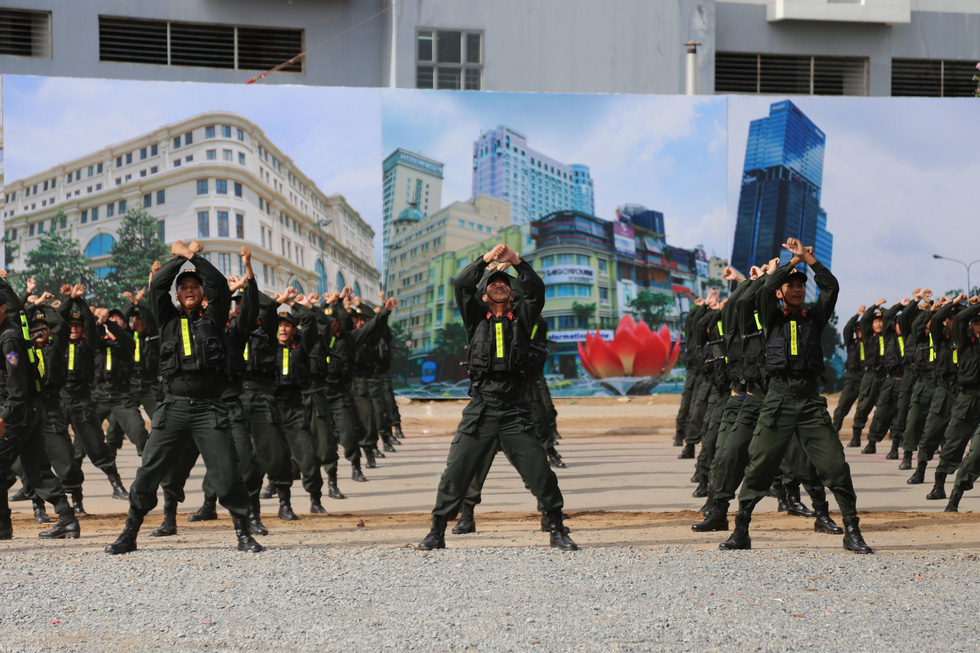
[105,240,261,555]
[832,310,865,435]
[886,291,924,460]
[377,318,406,443]
[862,300,907,454]
[0,275,80,540]
[849,300,888,447]
[121,289,164,432]
[942,297,980,512]
[94,305,149,457]
[900,291,938,470]
[527,316,564,467]
[679,297,712,459]
[349,299,387,468]
[417,243,575,552]
[718,238,871,554]
[675,298,705,446]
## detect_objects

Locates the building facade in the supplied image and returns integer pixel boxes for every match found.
[2,111,379,298]
[2,2,979,97]
[731,100,833,297]
[381,148,443,284]
[472,125,594,226]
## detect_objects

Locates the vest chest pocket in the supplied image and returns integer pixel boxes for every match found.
[158,341,178,375]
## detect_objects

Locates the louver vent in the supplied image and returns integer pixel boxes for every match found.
[0,9,52,58]
[717,52,867,96]
[892,59,977,97]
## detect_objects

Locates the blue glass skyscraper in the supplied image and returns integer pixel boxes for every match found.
[731,101,833,298]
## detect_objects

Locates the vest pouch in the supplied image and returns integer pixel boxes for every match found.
[202,337,225,368]
[158,341,179,375]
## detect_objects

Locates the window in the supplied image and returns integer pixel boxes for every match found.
[97,163,103,173]
[173,137,181,149]
[221,125,232,138]
[173,159,181,168]
[140,170,147,178]
[119,199,127,214]
[98,17,304,73]
[115,178,122,186]
[598,259,608,275]
[218,211,229,237]
[185,155,193,162]
[237,129,244,141]
[238,152,246,166]
[84,234,116,258]
[336,271,345,292]
[198,211,210,237]
[0,9,52,58]
[416,29,482,90]
[140,147,147,160]
[157,220,165,242]
[37,222,44,234]
[205,126,215,138]
[184,132,193,146]
[235,213,245,239]
[88,165,94,177]
[150,166,158,174]
[151,144,158,156]
[216,179,228,195]
[218,253,231,276]
[126,153,133,164]
[106,203,115,218]
[196,179,209,195]
[207,150,217,161]
[223,149,232,161]
[92,207,99,221]
[234,182,243,197]
[156,189,165,205]
[29,224,35,237]
[143,193,152,208]
[60,215,66,229]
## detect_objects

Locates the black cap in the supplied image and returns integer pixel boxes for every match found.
[871,309,884,319]
[277,311,298,326]
[783,268,808,284]
[28,310,48,326]
[486,269,513,287]
[107,308,126,321]
[175,269,203,287]
[67,310,84,324]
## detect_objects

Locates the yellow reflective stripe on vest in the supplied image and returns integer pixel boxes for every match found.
[929,334,935,362]
[36,348,45,378]
[859,342,865,362]
[106,347,112,371]
[494,322,504,359]
[243,342,249,361]
[282,347,290,376]
[789,321,798,356]
[19,314,36,365]
[753,312,762,331]
[878,336,884,357]
[717,320,724,337]
[134,336,141,363]
[181,317,192,357]
[898,337,905,358]
[953,347,958,365]
[530,324,538,340]
[68,344,76,371]
[326,336,336,364]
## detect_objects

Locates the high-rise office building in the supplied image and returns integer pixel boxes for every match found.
[731,100,833,298]
[381,148,443,280]
[472,125,594,225]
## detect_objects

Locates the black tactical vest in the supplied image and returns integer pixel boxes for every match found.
[244,323,277,375]
[158,310,227,378]
[956,338,978,388]
[275,343,310,389]
[63,340,96,385]
[765,311,824,377]
[312,331,353,381]
[467,312,530,379]
[35,344,64,394]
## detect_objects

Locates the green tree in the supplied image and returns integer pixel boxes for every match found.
[3,237,19,270]
[23,231,92,295]
[571,301,596,329]
[432,321,469,381]
[387,320,411,383]
[102,208,169,302]
[628,290,674,327]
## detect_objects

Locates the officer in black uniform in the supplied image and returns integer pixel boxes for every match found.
[0,276,80,540]
[900,293,938,470]
[121,289,164,431]
[862,300,907,453]
[848,299,888,447]
[417,243,576,552]
[832,310,865,435]
[718,238,871,554]
[675,298,705,446]
[377,319,406,443]
[942,297,980,512]
[349,299,387,468]
[105,240,261,555]
[94,305,149,457]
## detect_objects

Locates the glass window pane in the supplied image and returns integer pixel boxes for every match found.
[437,67,461,90]
[416,66,434,89]
[466,33,481,64]
[436,30,461,63]
[417,31,433,61]
[464,68,482,90]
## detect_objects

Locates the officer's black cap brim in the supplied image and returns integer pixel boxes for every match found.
[277,314,298,326]
[175,270,203,286]
[486,270,513,287]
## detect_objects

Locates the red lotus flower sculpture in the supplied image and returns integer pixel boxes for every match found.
[577,315,681,381]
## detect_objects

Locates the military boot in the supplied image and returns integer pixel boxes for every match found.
[847,428,861,448]
[150,501,178,537]
[547,446,566,469]
[260,482,276,500]
[773,484,788,512]
[107,473,129,500]
[785,486,815,517]
[38,511,80,540]
[907,460,927,484]
[381,433,397,453]
[719,510,751,550]
[372,444,386,459]
[249,497,268,536]
[310,491,327,514]
[812,501,843,534]
[32,498,50,524]
[898,451,913,470]
[71,490,86,515]
[886,437,901,460]
[363,446,377,469]
[106,512,143,554]
[678,443,695,459]
[351,464,367,482]
[10,486,29,502]
[547,511,578,551]
[393,424,406,440]
[861,441,876,454]
[692,475,709,498]
[452,503,476,534]
[842,515,873,554]
[944,488,963,513]
[232,515,264,553]
[699,492,713,515]
[926,472,947,500]
[540,511,571,532]
[418,517,447,550]
[692,499,729,532]
[0,509,11,540]
[672,433,684,446]
[187,496,218,522]
[388,427,401,446]
[327,472,346,499]
[277,487,299,521]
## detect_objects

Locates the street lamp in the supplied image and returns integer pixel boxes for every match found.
[932,254,980,295]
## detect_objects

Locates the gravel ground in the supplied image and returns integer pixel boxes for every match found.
[2,545,978,652]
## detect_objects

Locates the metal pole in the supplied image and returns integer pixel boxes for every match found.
[684,42,700,95]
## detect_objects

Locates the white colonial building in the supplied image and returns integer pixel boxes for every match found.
[2,111,379,298]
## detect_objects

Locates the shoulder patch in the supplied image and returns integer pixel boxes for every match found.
[6,351,19,367]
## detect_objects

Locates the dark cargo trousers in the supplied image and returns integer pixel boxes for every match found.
[675,368,701,440]
[351,377,378,448]
[367,377,390,447]
[0,405,72,520]
[916,384,954,462]
[96,385,149,459]
[951,422,980,494]
[379,374,402,429]
[64,390,121,478]
[107,383,163,455]
[852,371,882,433]
[778,434,827,506]
[697,387,734,486]
[710,392,757,503]
[242,379,293,492]
[311,382,362,477]
[737,379,858,518]
[128,396,249,520]
[13,393,84,497]
[275,388,323,497]
[890,374,915,441]
[432,393,563,521]
[935,388,980,476]
[528,371,558,445]
[684,374,711,446]
[903,378,936,454]
[867,377,903,444]
[831,369,862,432]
